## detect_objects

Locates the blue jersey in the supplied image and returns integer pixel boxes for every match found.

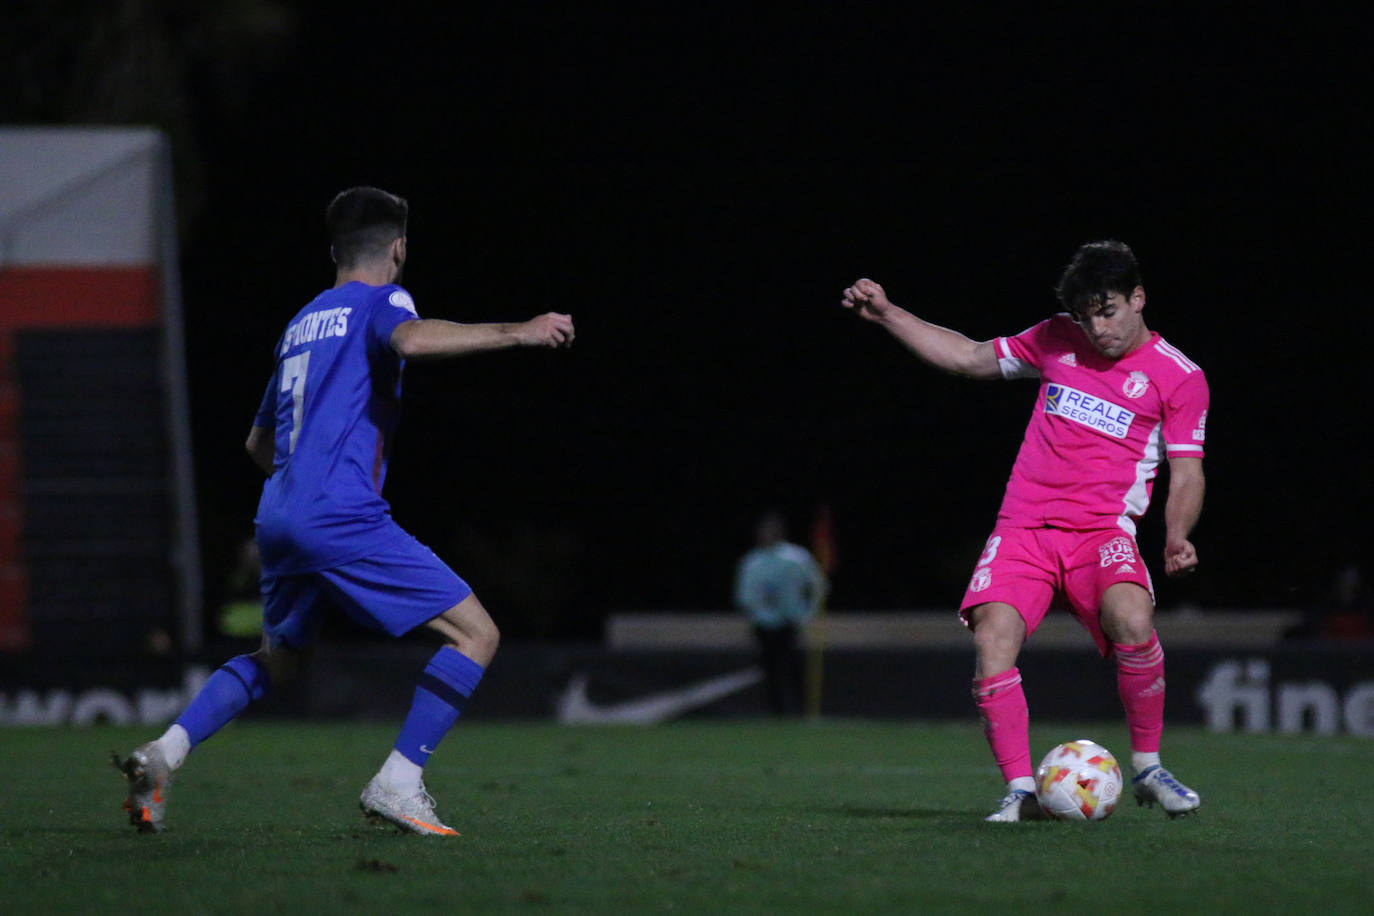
[252,282,421,575]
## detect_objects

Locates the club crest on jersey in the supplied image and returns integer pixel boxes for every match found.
[1099,536,1137,568]
[1121,371,1150,399]
[388,289,418,316]
[1044,383,1135,439]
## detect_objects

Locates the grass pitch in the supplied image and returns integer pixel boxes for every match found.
[3,720,1370,914]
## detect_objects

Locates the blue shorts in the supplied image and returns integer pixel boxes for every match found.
[260,534,472,649]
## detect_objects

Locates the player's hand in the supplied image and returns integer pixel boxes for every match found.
[520,312,575,348]
[1164,538,1198,577]
[841,278,893,322]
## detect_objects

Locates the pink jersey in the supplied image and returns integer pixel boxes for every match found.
[992,314,1208,535]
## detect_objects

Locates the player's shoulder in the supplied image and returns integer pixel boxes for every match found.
[1003,313,1067,342]
[1047,313,1079,333]
[324,282,418,315]
[1142,333,1205,381]
[378,284,418,316]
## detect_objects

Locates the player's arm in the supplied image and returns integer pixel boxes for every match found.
[390,313,574,360]
[245,425,275,476]
[1162,456,1204,576]
[841,278,1000,379]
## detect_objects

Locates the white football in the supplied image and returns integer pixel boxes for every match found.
[1035,739,1123,821]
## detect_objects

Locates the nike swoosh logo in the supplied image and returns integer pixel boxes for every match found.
[556,667,763,725]
[419,745,436,755]
[401,815,459,836]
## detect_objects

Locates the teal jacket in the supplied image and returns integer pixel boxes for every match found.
[734,542,826,630]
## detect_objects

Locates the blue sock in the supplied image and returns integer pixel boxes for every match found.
[174,655,270,747]
[394,647,485,766]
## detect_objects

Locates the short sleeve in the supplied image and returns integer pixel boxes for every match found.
[1163,371,1209,459]
[995,319,1053,380]
[368,285,422,349]
[253,336,282,428]
[253,373,277,428]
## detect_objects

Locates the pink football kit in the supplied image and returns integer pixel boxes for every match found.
[959,314,1208,648]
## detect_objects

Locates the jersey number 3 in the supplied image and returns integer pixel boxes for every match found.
[281,352,310,453]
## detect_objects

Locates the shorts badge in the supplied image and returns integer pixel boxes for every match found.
[969,567,992,593]
[1099,536,1138,568]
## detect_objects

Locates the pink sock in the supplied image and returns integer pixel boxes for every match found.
[972,667,1032,783]
[1116,631,1165,754]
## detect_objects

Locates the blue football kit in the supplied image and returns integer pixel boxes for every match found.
[130,208,508,834]
[251,281,471,645]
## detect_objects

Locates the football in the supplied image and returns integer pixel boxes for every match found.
[1035,739,1123,821]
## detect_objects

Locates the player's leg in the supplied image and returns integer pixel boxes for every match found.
[1099,581,1161,756]
[1099,580,1201,817]
[960,528,1058,821]
[319,536,483,836]
[117,574,320,833]
[397,592,497,767]
[358,594,492,837]
[394,592,498,769]
[967,601,1039,820]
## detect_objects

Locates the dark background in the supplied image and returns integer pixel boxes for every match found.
[4,3,1368,639]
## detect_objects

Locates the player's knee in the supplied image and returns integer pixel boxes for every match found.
[1104,611,1154,646]
[427,594,500,665]
[468,617,500,659]
[969,604,1024,667]
[435,614,499,665]
[972,626,1019,668]
[1100,585,1155,644]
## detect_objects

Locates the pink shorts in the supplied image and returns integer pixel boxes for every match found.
[957,526,1155,656]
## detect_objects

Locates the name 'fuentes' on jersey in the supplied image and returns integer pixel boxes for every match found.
[280,306,352,354]
[252,283,422,577]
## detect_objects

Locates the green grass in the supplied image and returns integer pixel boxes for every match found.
[3,720,1370,914]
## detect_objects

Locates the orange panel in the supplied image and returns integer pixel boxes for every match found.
[0,266,160,651]
[0,266,160,330]
[0,563,27,649]
[0,380,14,439]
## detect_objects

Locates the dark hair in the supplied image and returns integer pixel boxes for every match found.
[326,187,408,268]
[1054,240,1142,317]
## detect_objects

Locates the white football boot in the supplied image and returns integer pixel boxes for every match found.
[1132,765,1201,817]
[360,777,460,837]
[984,788,1043,822]
[118,743,172,833]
